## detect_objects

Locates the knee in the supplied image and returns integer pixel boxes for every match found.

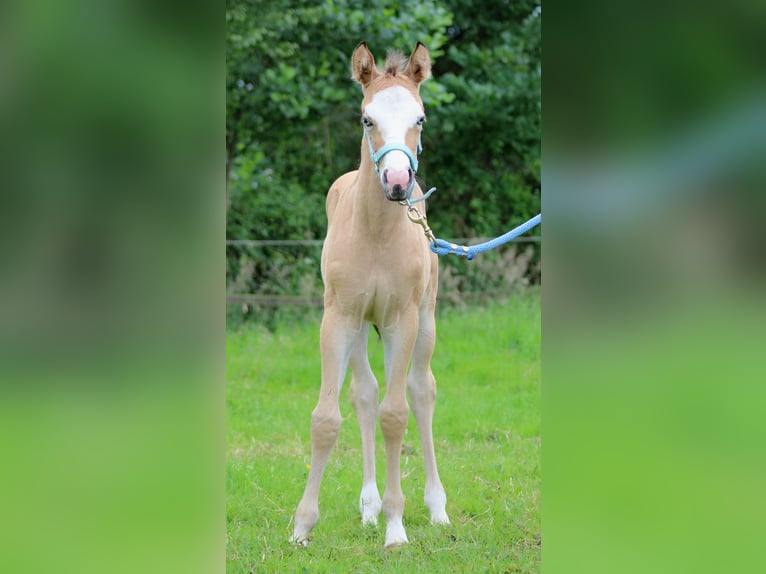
[378,401,408,439]
[311,406,342,447]
[350,378,379,410]
[407,374,436,403]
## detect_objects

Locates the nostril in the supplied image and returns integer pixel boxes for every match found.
[382,168,389,183]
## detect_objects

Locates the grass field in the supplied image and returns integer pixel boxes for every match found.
[226,290,540,573]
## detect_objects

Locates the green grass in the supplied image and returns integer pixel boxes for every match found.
[227,290,540,573]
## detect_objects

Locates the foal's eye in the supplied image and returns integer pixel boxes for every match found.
[362,117,373,128]
[417,115,426,126]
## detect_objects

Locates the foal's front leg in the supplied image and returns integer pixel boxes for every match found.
[291,312,354,544]
[379,310,419,547]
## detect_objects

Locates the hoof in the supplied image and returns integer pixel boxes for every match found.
[384,520,409,548]
[289,531,311,547]
[292,501,318,546]
[384,536,409,549]
[430,511,451,525]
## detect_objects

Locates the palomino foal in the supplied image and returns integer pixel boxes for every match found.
[291,42,449,548]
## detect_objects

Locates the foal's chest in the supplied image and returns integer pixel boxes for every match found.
[322,240,428,324]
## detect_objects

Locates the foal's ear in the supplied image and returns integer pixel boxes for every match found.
[351,41,380,88]
[404,42,431,86]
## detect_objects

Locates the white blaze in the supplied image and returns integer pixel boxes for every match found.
[364,86,422,173]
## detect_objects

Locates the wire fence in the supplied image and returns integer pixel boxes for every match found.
[226,237,541,308]
[226,237,541,247]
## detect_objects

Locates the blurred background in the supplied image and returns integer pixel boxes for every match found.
[225,0,542,326]
[1,2,222,573]
[1,0,764,572]
[544,1,766,573]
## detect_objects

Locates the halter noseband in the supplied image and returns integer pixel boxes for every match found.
[365,131,422,176]
[364,129,435,205]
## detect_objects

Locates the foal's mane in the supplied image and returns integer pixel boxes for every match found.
[384,50,408,76]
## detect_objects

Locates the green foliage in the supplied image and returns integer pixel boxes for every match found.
[426,2,541,237]
[226,0,453,209]
[226,1,541,313]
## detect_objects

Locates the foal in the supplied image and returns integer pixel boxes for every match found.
[291,42,449,548]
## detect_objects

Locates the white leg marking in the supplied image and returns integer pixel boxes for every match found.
[384,515,409,548]
[359,482,382,526]
[424,488,450,524]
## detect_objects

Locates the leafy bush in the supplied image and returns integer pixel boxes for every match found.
[226,0,541,324]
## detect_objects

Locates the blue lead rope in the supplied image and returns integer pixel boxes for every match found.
[430,213,542,260]
[406,186,437,204]
[365,125,541,259]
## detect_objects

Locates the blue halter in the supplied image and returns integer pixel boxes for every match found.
[364,130,434,203]
[365,131,422,176]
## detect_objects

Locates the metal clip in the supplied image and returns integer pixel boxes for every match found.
[405,204,436,243]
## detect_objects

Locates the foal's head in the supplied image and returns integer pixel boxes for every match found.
[351,42,431,202]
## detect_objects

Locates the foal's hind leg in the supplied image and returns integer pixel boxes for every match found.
[407,304,450,525]
[349,326,382,526]
[292,312,354,544]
